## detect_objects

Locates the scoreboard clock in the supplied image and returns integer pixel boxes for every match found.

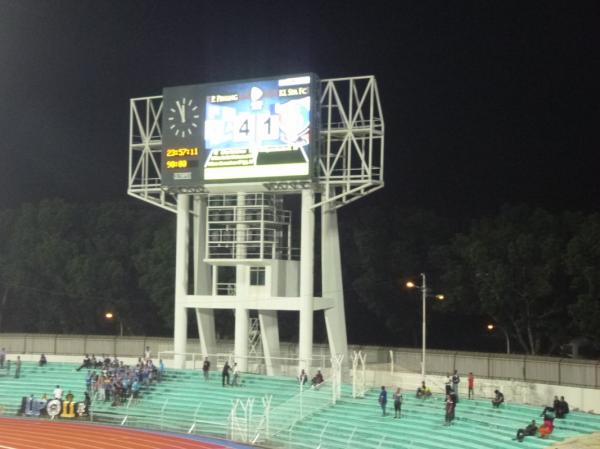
[161,74,318,191]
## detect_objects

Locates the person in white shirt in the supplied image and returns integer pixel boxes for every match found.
[231,363,240,386]
[53,385,63,400]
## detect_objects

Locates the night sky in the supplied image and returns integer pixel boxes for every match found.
[0,0,599,217]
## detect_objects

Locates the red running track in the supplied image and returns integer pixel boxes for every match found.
[0,418,232,449]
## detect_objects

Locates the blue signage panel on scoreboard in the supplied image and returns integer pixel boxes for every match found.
[161,74,318,190]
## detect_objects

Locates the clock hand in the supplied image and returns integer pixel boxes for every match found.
[176,100,186,123]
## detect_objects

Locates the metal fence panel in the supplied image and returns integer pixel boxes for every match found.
[455,354,489,378]
[0,333,27,354]
[426,351,455,375]
[115,338,146,357]
[525,359,558,383]
[489,356,524,380]
[393,350,422,372]
[27,334,56,354]
[558,361,596,387]
[55,336,85,355]
[86,337,116,356]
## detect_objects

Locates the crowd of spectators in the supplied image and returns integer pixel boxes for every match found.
[81,354,165,406]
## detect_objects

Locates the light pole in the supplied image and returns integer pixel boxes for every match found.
[105,312,124,337]
[487,323,510,354]
[406,273,444,381]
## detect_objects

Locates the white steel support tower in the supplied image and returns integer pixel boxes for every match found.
[128,76,384,372]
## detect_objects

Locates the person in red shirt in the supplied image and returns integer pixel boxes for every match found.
[538,415,554,438]
[467,372,474,399]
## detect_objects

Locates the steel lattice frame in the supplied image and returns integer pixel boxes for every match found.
[128,76,384,211]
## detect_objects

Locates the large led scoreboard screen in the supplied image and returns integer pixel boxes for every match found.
[161,74,318,190]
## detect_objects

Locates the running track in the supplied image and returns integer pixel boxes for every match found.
[0,417,252,449]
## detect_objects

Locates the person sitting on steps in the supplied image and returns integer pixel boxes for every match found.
[516,420,537,442]
[416,381,431,399]
[492,389,504,407]
[311,370,324,389]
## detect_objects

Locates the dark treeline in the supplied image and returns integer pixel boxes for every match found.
[0,199,174,336]
[1,199,599,356]
[340,203,600,356]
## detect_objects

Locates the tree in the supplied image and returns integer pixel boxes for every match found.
[436,205,574,355]
[341,203,454,345]
[566,213,600,344]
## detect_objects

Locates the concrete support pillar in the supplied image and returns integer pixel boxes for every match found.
[193,195,216,357]
[234,193,249,371]
[259,310,281,376]
[322,206,348,364]
[234,306,249,371]
[174,195,190,368]
[298,189,315,373]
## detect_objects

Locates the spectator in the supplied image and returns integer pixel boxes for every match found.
[444,373,452,395]
[14,356,21,379]
[144,346,151,361]
[76,354,92,372]
[298,369,308,386]
[557,396,569,418]
[85,371,93,393]
[104,380,113,402]
[202,357,210,381]
[492,389,504,408]
[467,372,474,399]
[97,374,106,401]
[516,419,537,442]
[231,363,240,386]
[393,387,403,419]
[416,381,431,399]
[451,369,460,401]
[159,359,165,381]
[445,394,456,425]
[378,386,387,416]
[311,370,324,389]
[222,361,231,387]
[84,392,91,412]
[541,400,557,418]
[38,354,47,366]
[53,385,63,400]
[0,347,5,369]
[538,414,554,438]
[131,378,141,403]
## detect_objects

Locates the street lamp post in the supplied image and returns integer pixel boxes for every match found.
[487,323,510,354]
[420,273,427,381]
[407,273,444,381]
[105,312,124,337]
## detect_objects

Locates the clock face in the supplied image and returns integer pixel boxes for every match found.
[165,97,200,138]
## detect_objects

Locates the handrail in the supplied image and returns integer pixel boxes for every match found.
[187,403,202,434]
[318,421,330,446]
[160,398,169,430]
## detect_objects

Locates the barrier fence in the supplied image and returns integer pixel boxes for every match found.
[0,333,598,388]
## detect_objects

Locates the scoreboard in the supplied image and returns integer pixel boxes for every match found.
[161,74,318,190]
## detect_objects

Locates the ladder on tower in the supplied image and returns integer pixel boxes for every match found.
[248,317,261,357]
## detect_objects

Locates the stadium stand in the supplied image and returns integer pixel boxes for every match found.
[1,362,599,449]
